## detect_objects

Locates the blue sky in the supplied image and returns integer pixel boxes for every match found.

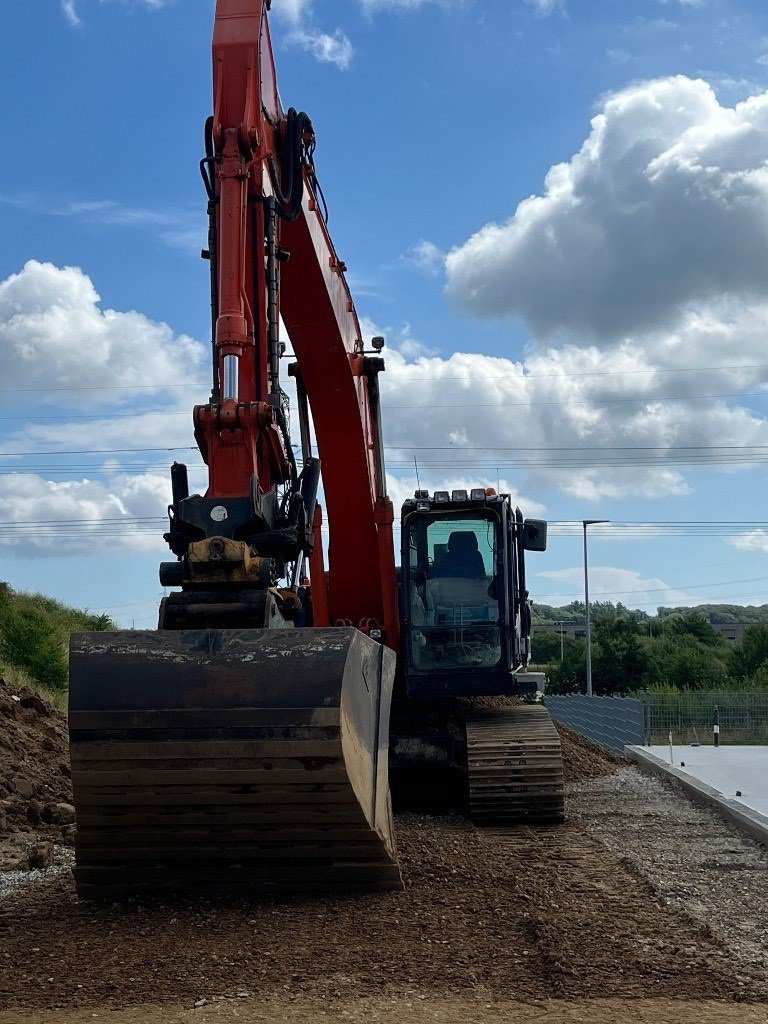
[4,0,768,625]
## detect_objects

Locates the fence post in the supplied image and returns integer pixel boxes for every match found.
[713,704,720,748]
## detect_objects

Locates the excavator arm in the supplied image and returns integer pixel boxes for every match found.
[168,0,398,645]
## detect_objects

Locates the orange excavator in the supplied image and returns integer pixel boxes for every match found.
[68,0,564,899]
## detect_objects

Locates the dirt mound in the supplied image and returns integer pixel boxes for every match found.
[556,723,627,783]
[0,681,73,870]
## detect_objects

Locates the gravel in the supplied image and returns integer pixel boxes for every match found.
[571,765,768,986]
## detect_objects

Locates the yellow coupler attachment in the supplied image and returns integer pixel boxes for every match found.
[68,627,402,899]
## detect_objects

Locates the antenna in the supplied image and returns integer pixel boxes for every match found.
[413,454,421,491]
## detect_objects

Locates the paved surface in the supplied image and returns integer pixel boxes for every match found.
[647,745,768,816]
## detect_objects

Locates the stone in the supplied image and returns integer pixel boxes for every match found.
[29,842,54,870]
[12,779,35,799]
[19,693,50,717]
[56,803,76,826]
[27,800,45,827]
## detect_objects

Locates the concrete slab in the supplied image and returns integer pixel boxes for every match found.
[647,744,768,815]
[625,745,768,848]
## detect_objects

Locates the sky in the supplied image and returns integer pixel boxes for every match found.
[4,0,768,626]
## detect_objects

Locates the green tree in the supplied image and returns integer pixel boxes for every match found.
[661,612,722,647]
[730,624,768,681]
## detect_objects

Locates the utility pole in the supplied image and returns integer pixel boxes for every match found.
[583,519,609,697]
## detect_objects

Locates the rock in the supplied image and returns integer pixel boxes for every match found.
[12,778,35,799]
[60,824,77,846]
[56,803,76,826]
[29,842,54,870]
[15,853,30,871]
[27,799,45,827]
[41,803,60,825]
[19,693,51,717]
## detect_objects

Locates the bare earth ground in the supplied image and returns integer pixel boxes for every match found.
[1,708,767,1023]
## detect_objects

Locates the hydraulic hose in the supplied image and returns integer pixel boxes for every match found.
[270,108,312,222]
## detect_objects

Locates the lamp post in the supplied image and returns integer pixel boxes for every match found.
[583,519,609,697]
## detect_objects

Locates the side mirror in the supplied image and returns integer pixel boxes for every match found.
[523,519,547,552]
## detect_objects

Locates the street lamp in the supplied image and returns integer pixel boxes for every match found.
[583,519,609,697]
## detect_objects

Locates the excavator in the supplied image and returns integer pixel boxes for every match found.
[68,0,565,899]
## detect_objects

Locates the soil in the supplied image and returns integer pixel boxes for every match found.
[0,686,766,1024]
[556,723,628,782]
[0,681,73,872]
[0,998,767,1024]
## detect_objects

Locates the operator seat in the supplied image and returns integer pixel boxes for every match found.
[431,531,486,580]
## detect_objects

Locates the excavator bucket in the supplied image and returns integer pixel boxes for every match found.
[68,627,402,899]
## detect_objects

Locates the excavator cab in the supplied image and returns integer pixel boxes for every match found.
[391,490,562,824]
[400,490,547,699]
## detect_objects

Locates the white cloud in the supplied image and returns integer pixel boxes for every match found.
[730,530,768,553]
[537,566,690,606]
[360,0,466,10]
[61,0,81,27]
[274,1,354,69]
[369,305,768,502]
[525,0,564,14]
[287,28,354,70]
[446,77,768,342]
[403,240,445,276]
[0,473,169,556]
[278,0,312,23]
[0,261,213,555]
[0,261,206,398]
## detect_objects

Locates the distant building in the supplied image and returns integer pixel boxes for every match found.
[711,623,747,644]
[535,620,752,645]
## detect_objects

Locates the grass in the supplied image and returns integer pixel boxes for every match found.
[0,582,114,704]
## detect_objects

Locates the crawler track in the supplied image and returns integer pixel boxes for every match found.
[465,704,565,825]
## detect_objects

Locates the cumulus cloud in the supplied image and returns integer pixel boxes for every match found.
[0,473,170,555]
[0,261,212,554]
[372,307,768,501]
[0,261,206,398]
[446,77,768,341]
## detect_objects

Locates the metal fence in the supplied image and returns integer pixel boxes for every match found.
[546,691,768,750]
[641,691,768,746]
[545,694,644,753]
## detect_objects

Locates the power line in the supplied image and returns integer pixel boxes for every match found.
[3,443,768,459]
[6,388,768,421]
[381,390,768,412]
[4,360,768,395]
